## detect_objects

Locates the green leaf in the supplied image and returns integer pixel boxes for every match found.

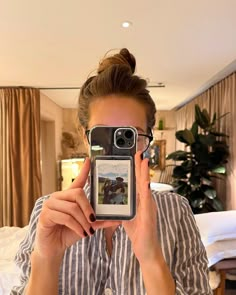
[195,105,209,129]
[211,112,217,126]
[210,131,229,137]
[198,134,216,146]
[191,198,206,209]
[191,142,209,163]
[201,177,212,186]
[181,160,193,171]
[189,189,206,208]
[189,175,201,186]
[210,174,225,180]
[203,188,217,199]
[176,129,195,145]
[166,150,189,161]
[176,183,191,196]
[202,109,210,126]
[211,166,226,174]
[191,122,198,138]
[209,197,224,211]
[173,166,188,179]
[216,112,230,122]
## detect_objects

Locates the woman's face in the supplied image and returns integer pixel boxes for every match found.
[86,96,148,152]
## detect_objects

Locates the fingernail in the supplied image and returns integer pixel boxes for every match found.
[89,213,96,222]
[140,153,144,160]
[83,230,88,237]
[148,182,151,189]
[89,227,95,235]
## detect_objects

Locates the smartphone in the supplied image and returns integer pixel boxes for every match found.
[89,126,137,220]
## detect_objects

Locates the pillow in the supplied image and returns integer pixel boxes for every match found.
[194,210,236,247]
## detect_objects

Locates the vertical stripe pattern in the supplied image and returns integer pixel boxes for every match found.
[10,190,212,295]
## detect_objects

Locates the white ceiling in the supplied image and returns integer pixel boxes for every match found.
[1,0,236,110]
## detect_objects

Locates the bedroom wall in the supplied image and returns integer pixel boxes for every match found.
[151,110,176,182]
[40,92,63,195]
[40,92,63,160]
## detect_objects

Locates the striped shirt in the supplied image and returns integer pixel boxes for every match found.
[11,189,212,295]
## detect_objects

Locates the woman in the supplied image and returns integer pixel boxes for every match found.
[11,49,212,295]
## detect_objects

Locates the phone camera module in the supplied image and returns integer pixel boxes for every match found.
[127,141,132,146]
[116,138,125,147]
[124,130,133,139]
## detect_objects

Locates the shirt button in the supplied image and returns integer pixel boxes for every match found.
[104,288,113,295]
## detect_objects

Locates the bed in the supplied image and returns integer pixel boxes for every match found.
[0,226,28,294]
[0,211,236,294]
[194,210,236,294]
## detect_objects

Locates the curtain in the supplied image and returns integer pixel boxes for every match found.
[0,88,42,227]
[176,72,236,209]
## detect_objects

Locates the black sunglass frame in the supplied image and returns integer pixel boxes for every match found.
[85,128,153,152]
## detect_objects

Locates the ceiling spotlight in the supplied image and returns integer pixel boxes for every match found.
[122,21,132,28]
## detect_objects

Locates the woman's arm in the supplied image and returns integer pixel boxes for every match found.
[123,152,175,294]
[139,249,175,295]
[25,251,62,295]
[171,197,213,295]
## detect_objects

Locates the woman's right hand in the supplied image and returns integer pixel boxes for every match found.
[34,158,119,260]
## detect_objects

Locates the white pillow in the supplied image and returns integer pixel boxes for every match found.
[194,210,236,247]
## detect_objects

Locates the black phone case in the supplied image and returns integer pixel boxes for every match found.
[89,126,137,220]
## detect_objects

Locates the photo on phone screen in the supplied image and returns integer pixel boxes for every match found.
[94,158,132,216]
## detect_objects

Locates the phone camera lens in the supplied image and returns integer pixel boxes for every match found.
[124,130,133,139]
[117,138,125,147]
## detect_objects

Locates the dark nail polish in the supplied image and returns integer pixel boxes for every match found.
[89,227,95,235]
[89,213,96,222]
[140,153,144,160]
[148,182,151,189]
[83,230,88,237]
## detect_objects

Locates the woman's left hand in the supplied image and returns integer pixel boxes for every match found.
[122,151,162,264]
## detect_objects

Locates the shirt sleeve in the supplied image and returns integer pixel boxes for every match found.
[10,197,45,295]
[173,197,213,295]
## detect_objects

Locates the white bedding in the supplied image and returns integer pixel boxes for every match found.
[205,238,236,267]
[194,210,236,246]
[194,210,236,267]
[0,226,28,295]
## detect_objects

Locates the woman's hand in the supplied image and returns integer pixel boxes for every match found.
[122,152,161,264]
[34,158,119,260]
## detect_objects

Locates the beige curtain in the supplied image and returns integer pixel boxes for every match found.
[0,88,42,227]
[176,72,236,209]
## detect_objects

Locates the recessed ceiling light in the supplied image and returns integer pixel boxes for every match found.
[122,21,132,28]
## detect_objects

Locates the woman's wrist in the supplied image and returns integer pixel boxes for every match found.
[26,250,62,295]
[138,247,165,269]
[135,242,163,266]
[31,249,64,267]
[139,251,175,295]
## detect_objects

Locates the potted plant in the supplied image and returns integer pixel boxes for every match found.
[167,104,229,213]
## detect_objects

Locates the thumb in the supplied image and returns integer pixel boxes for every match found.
[69,157,90,189]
